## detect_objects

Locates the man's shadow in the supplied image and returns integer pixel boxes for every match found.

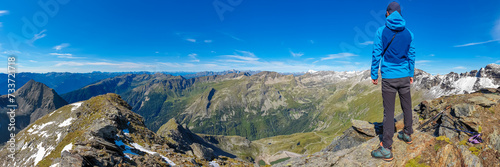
[370,118,398,142]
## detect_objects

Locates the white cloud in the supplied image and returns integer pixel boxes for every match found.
[309,40,315,44]
[26,29,47,45]
[359,41,374,45]
[186,38,196,43]
[50,53,84,59]
[494,18,500,40]
[53,43,70,51]
[54,61,84,67]
[496,60,500,63]
[290,50,304,57]
[454,39,500,47]
[320,53,358,61]
[453,66,466,70]
[0,10,8,26]
[416,60,432,64]
[0,10,8,16]
[29,60,38,63]
[429,54,435,57]
[204,40,212,43]
[188,53,200,62]
[2,50,21,55]
[54,61,151,69]
[416,60,432,66]
[155,51,159,54]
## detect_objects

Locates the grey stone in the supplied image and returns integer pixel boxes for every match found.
[489,130,500,152]
[468,96,496,107]
[452,103,475,118]
[191,143,215,160]
[458,145,483,167]
[350,119,376,137]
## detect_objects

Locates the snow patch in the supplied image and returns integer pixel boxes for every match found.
[59,117,75,127]
[478,78,500,88]
[61,143,73,154]
[56,133,62,142]
[209,161,220,167]
[453,77,477,93]
[33,143,46,166]
[49,163,60,167]
[71,102,83,111]
[130,143,176,166]
[307,69,317,74]
[27,121,55,134]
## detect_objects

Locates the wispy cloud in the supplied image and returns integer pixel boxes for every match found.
[429,54,435,57]
[204,40,212,43]
[26,29,47,45]
[50,53,85,59]
[359,41,374,45]
[53,43,70,51]
[0,10,8,16]
[220,32,243,41]
[454,39,500,47]
[453,66,466,70]
[188,53,200,62]
[416,60,432,64]
[496,60,500,63]
[29,60,38,63]
[0,11,8,27]
[494,18,500,40]
[223,50,259,63]
[319,53,358,61]
[186,38,196,43]
[54,61,152,69]
[290,50,304,57]
[309,40,315,44]
[416,60,432,66]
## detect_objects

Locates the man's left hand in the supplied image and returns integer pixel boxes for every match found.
[410,77,414,84]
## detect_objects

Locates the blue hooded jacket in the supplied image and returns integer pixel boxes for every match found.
[371,11,415,79]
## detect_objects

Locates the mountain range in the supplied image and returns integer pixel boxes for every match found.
[0,64,499,166]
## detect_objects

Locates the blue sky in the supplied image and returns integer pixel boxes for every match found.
[0,0,499,74]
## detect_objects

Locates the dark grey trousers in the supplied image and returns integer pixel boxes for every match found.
[382,77,413,148]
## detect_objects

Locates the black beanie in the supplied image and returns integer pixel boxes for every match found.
[387,1,401,15]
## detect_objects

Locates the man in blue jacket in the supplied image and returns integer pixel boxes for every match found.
[370,1,415,162]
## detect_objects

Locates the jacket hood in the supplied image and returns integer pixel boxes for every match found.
[386,11,406,31]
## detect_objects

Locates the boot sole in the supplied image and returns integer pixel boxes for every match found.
[372,155,394,162]
[398,136,412,144]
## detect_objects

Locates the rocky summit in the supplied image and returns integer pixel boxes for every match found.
[0,93,252,167]
[276,87,500,166]
[0,80,68,144]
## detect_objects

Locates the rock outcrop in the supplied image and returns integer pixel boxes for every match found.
[156,118,238,161]
[277,88,500,166]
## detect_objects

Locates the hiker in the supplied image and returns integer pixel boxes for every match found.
[370,1,415,162]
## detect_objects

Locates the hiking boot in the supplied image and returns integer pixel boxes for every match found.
[397,132,412,144]
[371,142,393,162]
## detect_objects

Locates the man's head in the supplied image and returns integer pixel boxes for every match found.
[386,1,401,17]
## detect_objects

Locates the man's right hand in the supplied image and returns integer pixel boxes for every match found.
[372,79,378,85]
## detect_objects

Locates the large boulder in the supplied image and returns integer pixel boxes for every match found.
[351,119,377,137]
[451,103,475,118]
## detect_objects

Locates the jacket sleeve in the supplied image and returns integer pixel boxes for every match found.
[371,27,384,80]
[408,31,415,77]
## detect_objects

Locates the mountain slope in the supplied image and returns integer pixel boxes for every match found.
[0,79,68,144]
[0,93,251,167]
